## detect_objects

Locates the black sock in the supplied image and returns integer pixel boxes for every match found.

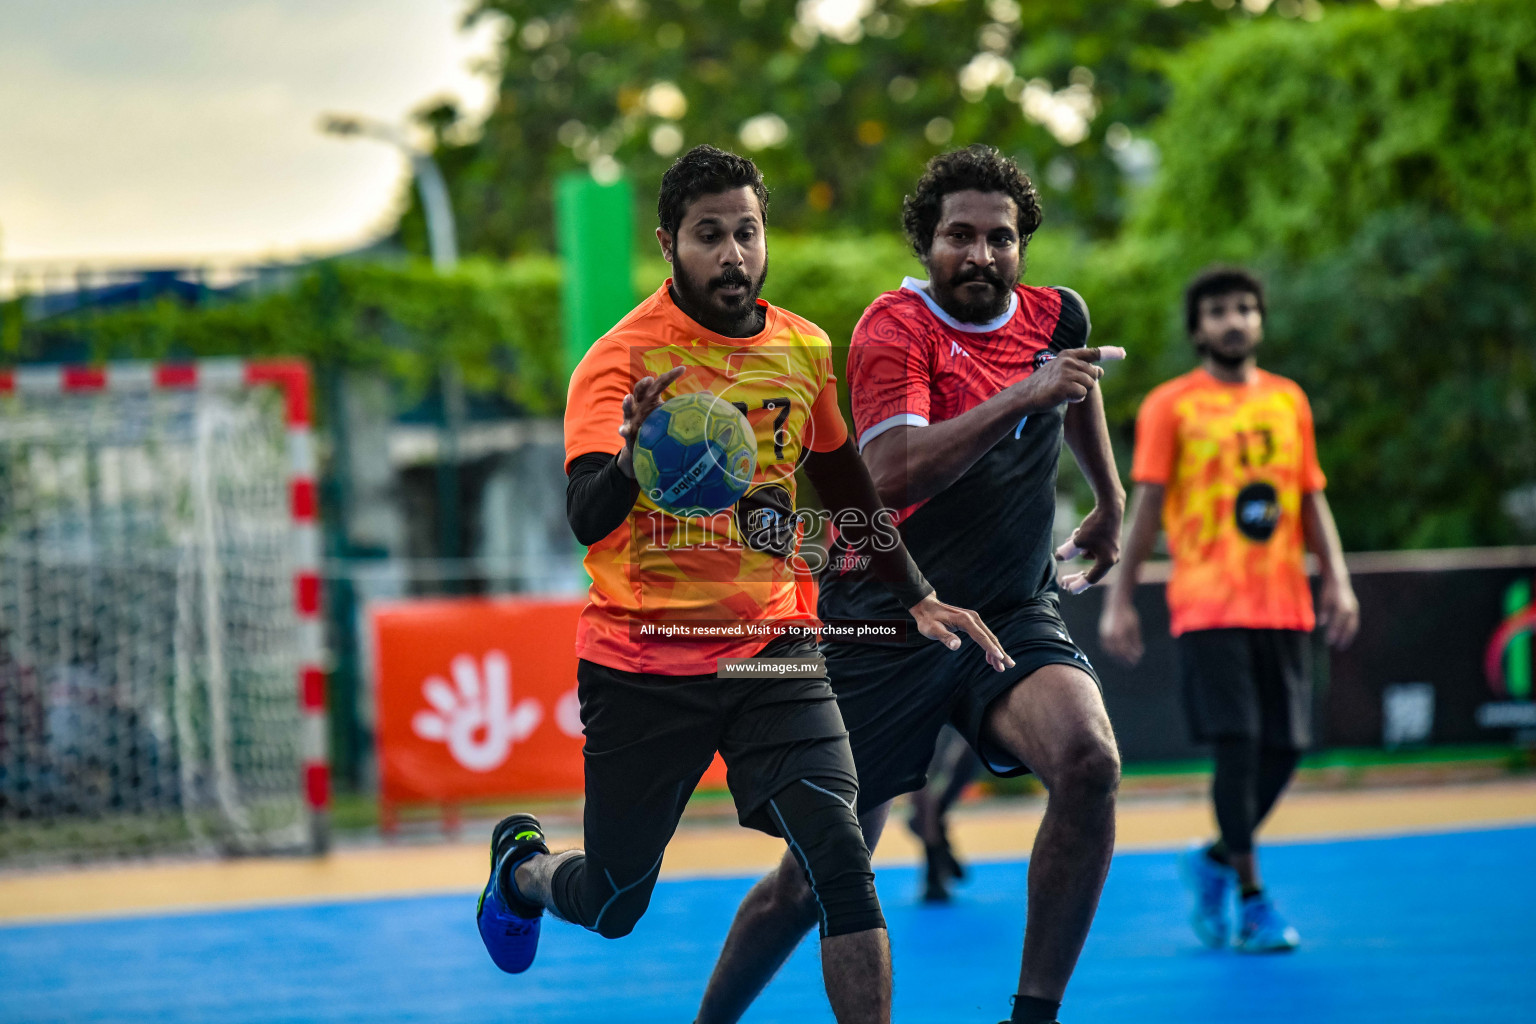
[1010,994,1061,1023]
[1206,839,1230,866]
[1240,884,1263,900]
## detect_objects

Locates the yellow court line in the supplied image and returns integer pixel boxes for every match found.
[1,781,1531,925]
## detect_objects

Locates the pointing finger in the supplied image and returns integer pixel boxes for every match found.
[1062,346,1126,363]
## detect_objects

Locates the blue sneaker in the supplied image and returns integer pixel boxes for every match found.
[1235,892,1300,953]
[1180,844,1234,948]
[476,813,550,973]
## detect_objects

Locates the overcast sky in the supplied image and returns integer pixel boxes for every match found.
[0,1,501,266]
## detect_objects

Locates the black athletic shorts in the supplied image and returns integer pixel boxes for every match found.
[575,635,857,851]
[1176,628,1312,749]
[823,595,1100,813]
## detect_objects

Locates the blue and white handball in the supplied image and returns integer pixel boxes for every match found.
[633,392,757,516]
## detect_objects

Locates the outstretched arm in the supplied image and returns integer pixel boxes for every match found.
[1098,483,1164,666]
[861,347,1124,509]
[803,438,1013,671]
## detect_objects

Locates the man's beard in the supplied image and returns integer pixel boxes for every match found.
[930,263,1019,324]
[672,258,769,336]
[1199,330,1257,368]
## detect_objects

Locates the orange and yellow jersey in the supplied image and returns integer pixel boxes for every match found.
[1131,368,1327,636]
[562,281,849,675]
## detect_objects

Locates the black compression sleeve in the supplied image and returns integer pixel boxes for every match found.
[1211,737,1260,855]
[566,452,639,546]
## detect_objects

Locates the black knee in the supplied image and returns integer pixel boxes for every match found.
[593,912,640,939]
[550,851,660,940]
[766,777,885,939]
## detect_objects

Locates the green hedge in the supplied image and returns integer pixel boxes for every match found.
[6,258,567,417]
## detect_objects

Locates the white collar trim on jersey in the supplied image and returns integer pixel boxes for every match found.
[901,276,1017,333]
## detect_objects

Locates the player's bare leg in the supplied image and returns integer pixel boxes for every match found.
[820,928,892,1024]
[697,804,892,1024]
[982,662,1119,1007]
[513,850,583,917]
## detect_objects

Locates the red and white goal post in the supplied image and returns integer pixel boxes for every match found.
[0,359,329,861]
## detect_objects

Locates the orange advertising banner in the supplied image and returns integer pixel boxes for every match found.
[372,597,727,807]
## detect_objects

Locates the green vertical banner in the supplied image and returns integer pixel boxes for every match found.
[1505,579,1532,700]
[556,172,636,378]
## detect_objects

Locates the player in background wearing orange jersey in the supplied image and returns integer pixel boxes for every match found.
[474,146,1010,1024]
[1100,266,1359,953]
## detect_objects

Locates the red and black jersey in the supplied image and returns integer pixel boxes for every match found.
[819,278,1090,626]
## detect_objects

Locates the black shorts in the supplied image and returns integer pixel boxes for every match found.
[823,595,1100,813]
[576,635,857,853]
[1176,628,1312,749]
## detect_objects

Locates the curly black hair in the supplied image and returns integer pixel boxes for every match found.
[657,145,769,239]
[901,145,1043,258]
[1183,266,1266,335]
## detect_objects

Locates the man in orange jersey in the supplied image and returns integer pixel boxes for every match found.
[474,146,1010,1024]
[1100,266,1359,954]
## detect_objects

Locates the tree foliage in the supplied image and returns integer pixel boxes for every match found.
[1262,211,1536,549]
[1139,0,1536,261]
[411,0,1372,256]
[12,1,1532,552]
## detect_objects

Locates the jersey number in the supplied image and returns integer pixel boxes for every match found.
[1236,428,1275,467]
[732,397,793,460]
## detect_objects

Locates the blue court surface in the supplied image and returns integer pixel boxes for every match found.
[3,826,1531,1024]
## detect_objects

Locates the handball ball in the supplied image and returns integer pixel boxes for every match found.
[633,392,757,516]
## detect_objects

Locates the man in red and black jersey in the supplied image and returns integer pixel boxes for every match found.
[696,147,1125,1024]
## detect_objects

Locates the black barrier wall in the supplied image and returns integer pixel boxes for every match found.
[1057,549,1536,763]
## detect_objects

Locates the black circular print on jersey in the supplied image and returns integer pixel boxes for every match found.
[1235,481,1281,542]
[736,483,797,557]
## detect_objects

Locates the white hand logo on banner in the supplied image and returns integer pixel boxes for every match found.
[411,651,542,771]
[555,689,584,738]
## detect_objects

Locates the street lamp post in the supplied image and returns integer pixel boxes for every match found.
[320,115,459,270]
[321,113,467,582]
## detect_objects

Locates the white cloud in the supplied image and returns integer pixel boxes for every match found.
[0,0,503,264]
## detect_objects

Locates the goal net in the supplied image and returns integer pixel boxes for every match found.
[0,360,327,863]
